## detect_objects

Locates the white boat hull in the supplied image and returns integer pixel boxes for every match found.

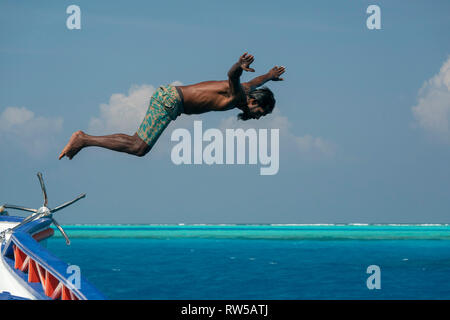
[0,221,35,299]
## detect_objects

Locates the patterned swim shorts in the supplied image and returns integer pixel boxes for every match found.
[137,85,184,148]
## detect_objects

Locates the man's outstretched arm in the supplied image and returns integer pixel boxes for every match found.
[244,66,286,91]
[228,52,255,96]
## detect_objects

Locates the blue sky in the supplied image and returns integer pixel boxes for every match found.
[1,0,449,224]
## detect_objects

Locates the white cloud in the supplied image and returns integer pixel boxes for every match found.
[170,80,183,87]
[294,135,336,156]
[89,81,183,135]
[412,56,450,142]
[219,109,336,158]
[87,81,201,157]
[0,106,63,156]
[89,84,156,134]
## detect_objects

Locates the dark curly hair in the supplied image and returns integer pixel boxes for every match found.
[238,87,275,121]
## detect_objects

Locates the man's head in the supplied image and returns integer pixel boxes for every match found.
[238,87,275,121]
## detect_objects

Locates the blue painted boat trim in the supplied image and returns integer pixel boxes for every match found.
[1,215,106,300]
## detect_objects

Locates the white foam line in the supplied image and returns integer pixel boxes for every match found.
[63,223,450,227]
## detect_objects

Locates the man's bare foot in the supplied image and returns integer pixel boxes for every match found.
[59,131,86,160]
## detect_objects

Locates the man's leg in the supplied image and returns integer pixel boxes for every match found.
[58,130,150,160]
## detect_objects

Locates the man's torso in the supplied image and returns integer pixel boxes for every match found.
[177,80,248,115]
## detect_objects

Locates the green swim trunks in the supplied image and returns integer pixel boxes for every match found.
[137,85,184,148]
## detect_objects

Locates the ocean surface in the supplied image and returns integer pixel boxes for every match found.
[46,225,450,300]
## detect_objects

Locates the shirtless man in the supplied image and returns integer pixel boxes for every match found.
[58,53,285,160]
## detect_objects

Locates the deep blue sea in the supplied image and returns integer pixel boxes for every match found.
[46,225,450,300]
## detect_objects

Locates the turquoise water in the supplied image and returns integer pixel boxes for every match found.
[46,225,450,299]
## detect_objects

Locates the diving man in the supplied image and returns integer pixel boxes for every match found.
[59,53,285,160]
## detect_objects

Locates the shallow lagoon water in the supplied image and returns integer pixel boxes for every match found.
[46,225,450,299]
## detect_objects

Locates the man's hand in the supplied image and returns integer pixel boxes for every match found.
[268,66,286,81]
[239,52,255,72]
